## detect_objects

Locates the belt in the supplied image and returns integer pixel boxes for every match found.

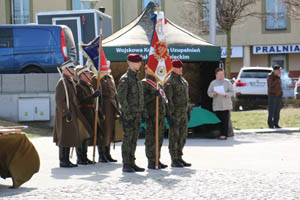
[78,104,95,108]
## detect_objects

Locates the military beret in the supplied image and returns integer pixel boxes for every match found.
[272,64,282,71]
[172,59,183,68]
[127,54,143,63]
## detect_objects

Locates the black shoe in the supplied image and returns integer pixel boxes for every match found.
[67,160,78,167]
[123,164,135,173]
[269,125,274,129]
[171,160,184,168]
[60,160,78,168]
[132,164,145,172]
[105,146,118,162]
[99,154,109,163]
[77,158,93,165]
[179,159,191,167]
[159,162,168,169]
[60,161,73,168]
[148,161,161,169]
[274,125,281,129]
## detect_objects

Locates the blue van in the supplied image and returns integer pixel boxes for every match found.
[0,24,76,73]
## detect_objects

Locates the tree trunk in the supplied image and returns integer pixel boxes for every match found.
[225,28,232,79]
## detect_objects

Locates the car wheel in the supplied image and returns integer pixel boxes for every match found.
[21,66,44,73]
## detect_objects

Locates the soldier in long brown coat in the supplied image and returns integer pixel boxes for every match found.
[74,66,102,165]
[90,61,120,163]
[53,63,90,168]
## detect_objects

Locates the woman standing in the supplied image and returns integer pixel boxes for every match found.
[207,68,234,140]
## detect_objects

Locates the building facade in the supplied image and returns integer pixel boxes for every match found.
[1,0,300,78]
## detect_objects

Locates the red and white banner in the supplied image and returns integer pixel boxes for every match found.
[147,10,172,85]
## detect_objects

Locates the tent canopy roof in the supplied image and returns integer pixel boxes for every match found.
[103,2,214,47]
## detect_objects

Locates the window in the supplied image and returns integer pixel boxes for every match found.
[240,70,272,79]
[14,28,54,47]
[73,0,92,10]
[0,28,14,48]
[266,0,287,30]
[143,0,162,9]
[12,0,30,24]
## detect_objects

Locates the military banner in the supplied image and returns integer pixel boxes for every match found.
[146,9,172,84]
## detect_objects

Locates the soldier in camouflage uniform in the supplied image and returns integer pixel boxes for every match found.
[117,54,146,173]
[164,59,192,168]
[142,66,168,169]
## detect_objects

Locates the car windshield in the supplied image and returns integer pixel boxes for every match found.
[240,70,271,79]
[62,26,77,62]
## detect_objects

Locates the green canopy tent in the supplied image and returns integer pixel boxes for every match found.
[103,3,220,63]
[102,2,222,133]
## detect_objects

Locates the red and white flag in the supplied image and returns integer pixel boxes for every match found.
[147,10,172,84]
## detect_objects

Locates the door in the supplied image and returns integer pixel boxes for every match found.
[52,17,83,65]
[270,54,286,70]
[0,28,14,73]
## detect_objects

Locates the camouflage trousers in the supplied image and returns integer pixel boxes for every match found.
[168,112,188,162]
[145,116,165,163]
[121,116,141,165]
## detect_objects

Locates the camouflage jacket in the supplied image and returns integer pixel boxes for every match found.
[142,75,166,118]
[164,72,189,114]
[117,68,144,119]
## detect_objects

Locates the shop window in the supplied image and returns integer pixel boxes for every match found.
[266,0,287,30]
[11,0,30,24]
[143,0,162,9]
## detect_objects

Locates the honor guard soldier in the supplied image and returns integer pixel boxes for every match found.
[74,66,102,165]
[89,58,120,163]
[142,65,168,169]
[117,54,146,173]
[164,59,192,168]
[53,61,90,168]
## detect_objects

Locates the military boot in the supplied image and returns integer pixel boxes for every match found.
[81,142,93,165]
[171,160,184,168]
[122,164,135,173]
[105,146,117,162]
[159,161,168,169]
[132,163,145,172]
[76,143,92,165]
[60,147,77,168]
[98,146,108,163]
[179,158,191,167]
[147,161,157,169]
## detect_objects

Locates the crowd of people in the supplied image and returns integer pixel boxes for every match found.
[53,53,192,173]
[53,51,283,173]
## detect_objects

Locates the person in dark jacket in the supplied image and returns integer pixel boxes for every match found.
[267,64,283,129]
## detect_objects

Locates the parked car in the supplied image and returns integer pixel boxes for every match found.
[295,77,300,99]
[0,24,76,73]
[233,66,273,99]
